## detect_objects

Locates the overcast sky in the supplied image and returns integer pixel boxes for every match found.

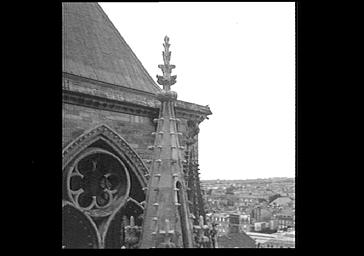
[99,2,295,180]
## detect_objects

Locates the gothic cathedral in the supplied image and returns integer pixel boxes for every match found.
[62,3,213,248]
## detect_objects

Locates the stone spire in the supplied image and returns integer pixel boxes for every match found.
[139,36,194,248]
[156,36,177,91]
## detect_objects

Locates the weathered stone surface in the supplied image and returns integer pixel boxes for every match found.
[62,73,212,120]
[62,103,156,160]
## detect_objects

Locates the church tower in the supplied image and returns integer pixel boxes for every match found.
[139,36,194,248]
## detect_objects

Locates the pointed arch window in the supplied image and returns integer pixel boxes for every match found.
[62,125,149,248]
[67,148,130,213]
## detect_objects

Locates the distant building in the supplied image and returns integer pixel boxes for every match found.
[216,213,256,248]
[276,213,294,230]
[228,214,240,230]
[269,219,279,230]
[212,212,255,237]
[239,214,251,233]
[212,213,230,235]
[270,197,293,207]
[254,222,267,232]
[278,218,293,230]
[240,223,252,233]
[251,207,273,222]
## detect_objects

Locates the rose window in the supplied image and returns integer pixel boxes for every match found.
[67,149,130,214]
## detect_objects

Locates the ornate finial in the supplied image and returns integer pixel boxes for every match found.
[125,216,141,249]
[157,35,177,91]
[163,36,171,65]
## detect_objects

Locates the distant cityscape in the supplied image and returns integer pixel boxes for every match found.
[200,177,295,248]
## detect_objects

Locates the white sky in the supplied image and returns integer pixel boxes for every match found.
[99,2,295,180]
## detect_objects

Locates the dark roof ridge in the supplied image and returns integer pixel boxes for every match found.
[94,3,161,93]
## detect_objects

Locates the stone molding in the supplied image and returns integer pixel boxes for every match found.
[63,73,211,122]
[62,124,149,187]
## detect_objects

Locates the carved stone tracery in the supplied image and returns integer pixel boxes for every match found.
[67,148,130,217]
[63,124,149,183]
[62,124,148,248]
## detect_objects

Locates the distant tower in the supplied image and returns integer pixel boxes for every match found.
[139,36,194,248]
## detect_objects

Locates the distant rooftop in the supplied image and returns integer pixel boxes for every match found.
[270,197,293,206]
[217,232,256,248]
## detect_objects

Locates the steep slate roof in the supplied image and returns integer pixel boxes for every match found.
[62,3,161,94]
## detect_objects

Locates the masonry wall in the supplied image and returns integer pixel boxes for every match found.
[62,102,190,162]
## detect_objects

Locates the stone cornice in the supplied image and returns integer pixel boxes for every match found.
[63,73,212,122]
[63,90,159,118]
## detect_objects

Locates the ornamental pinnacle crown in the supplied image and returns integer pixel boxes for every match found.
[157,36,177,91]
